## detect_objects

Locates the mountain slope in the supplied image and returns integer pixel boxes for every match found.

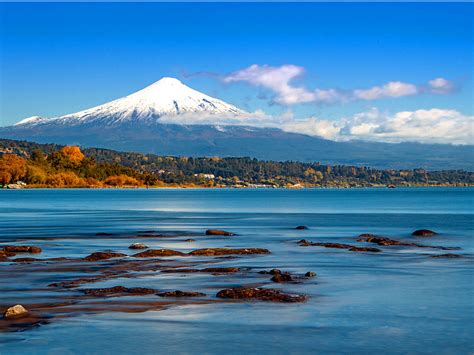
[15,77,244,126]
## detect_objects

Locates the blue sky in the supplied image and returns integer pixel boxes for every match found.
[0,2,472,143]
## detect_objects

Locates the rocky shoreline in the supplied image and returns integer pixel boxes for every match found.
[0,227,466,332]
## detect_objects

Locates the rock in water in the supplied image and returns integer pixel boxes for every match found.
[216,288,307,303]
[157,290,206,297]
[133,249,186,257]
[295,226,308,230]
[188,248,270,256]
[83,252,127,261]
[3,305,28,319]
[3,245,42,254]
[129,243,148,250]
[205,229,235,236]
[412,229,437,237]
[305,271,317,278]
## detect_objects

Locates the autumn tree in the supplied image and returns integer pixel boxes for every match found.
[60,146,85,165]
[0,154,27,184]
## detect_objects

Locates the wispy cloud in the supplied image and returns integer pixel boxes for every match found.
[428,77,455,94]
[223,64,456,106]
[353,81,418,100]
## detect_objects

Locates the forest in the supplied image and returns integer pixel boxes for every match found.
[0,139,472,188]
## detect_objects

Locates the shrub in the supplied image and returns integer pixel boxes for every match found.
[103,174,141,187]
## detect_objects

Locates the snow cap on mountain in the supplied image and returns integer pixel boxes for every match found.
[16,77,245,126]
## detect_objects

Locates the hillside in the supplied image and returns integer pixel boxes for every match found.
[1,139,472,188]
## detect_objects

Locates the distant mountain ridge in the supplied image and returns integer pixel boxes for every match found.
[1,77,472,170]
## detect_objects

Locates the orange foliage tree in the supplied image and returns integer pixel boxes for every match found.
[0,154,27,185]
[60,146,85,165]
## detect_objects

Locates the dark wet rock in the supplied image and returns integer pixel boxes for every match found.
[357,234,457,250]
[157,290,206,297]
[216,287,307,303]
[162,267,240,273]
[133,249,186,258]
[295,226,309,230]
[297,239,312,246]
[95,232,115,236]
[3,245,42,254]
[205,229,235,236]
[271,272,294,283]
[0,250,16,258]
[358,235,411,246]
[12,257,40,263]
[3,305,28,319]
[83,252,127,262]
[184,239,196,242]
[137,230,155,234]
[305,271,317,278]
[258,269,294,282]
[412,229,437,237]
[349,246,381,252]
[189,248,270,256]
[202,267,241,273]
[128,243,148,250]
[298,240,380,252]
[82,286,156,296]
[161,268,199,273]
[431,254,462,258]
[258,268,282,275]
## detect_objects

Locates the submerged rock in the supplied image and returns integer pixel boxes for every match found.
[202,267,240,273]
[83,286,156,296]
[128,243,148,250]
[295,226,309,230]
[95,232,115,236]
[259,269,295,282]
[184,239,196,242]
[3,245,42,254]
[205,229,235,236]
[189,248,270,256]
[157,290,205,297]
[431,254,462,258]
[83,252,127,261]
[412,229,437,237]
[271,272,294,283]
[216,287,307,303]
[12,257,40,263]
[162,267,240,273]
[133,249,186,257]
[0,250,16,258]
[357,234,458,251]
[305,271,317,278]
[298,240,380,252]
[3,305,28,319]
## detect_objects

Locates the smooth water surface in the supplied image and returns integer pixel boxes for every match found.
[0,188,473,354]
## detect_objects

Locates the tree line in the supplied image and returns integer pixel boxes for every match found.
[0,139,472,188]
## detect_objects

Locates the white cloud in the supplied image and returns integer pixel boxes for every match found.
[224,64,455,105]
[428,77,455,94]
[283,118,341,140]
[159,105,473,145]
[282,108,473,145]
[353,81,418,100]
[224,64,345,105]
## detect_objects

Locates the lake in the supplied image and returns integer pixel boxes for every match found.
[0,188,473,354]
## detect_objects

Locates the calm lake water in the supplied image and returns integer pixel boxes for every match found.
[0,188,473,354]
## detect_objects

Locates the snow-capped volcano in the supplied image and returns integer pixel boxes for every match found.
[16,77,245,126]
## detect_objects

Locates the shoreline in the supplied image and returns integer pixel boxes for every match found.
[2,185,473,191]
